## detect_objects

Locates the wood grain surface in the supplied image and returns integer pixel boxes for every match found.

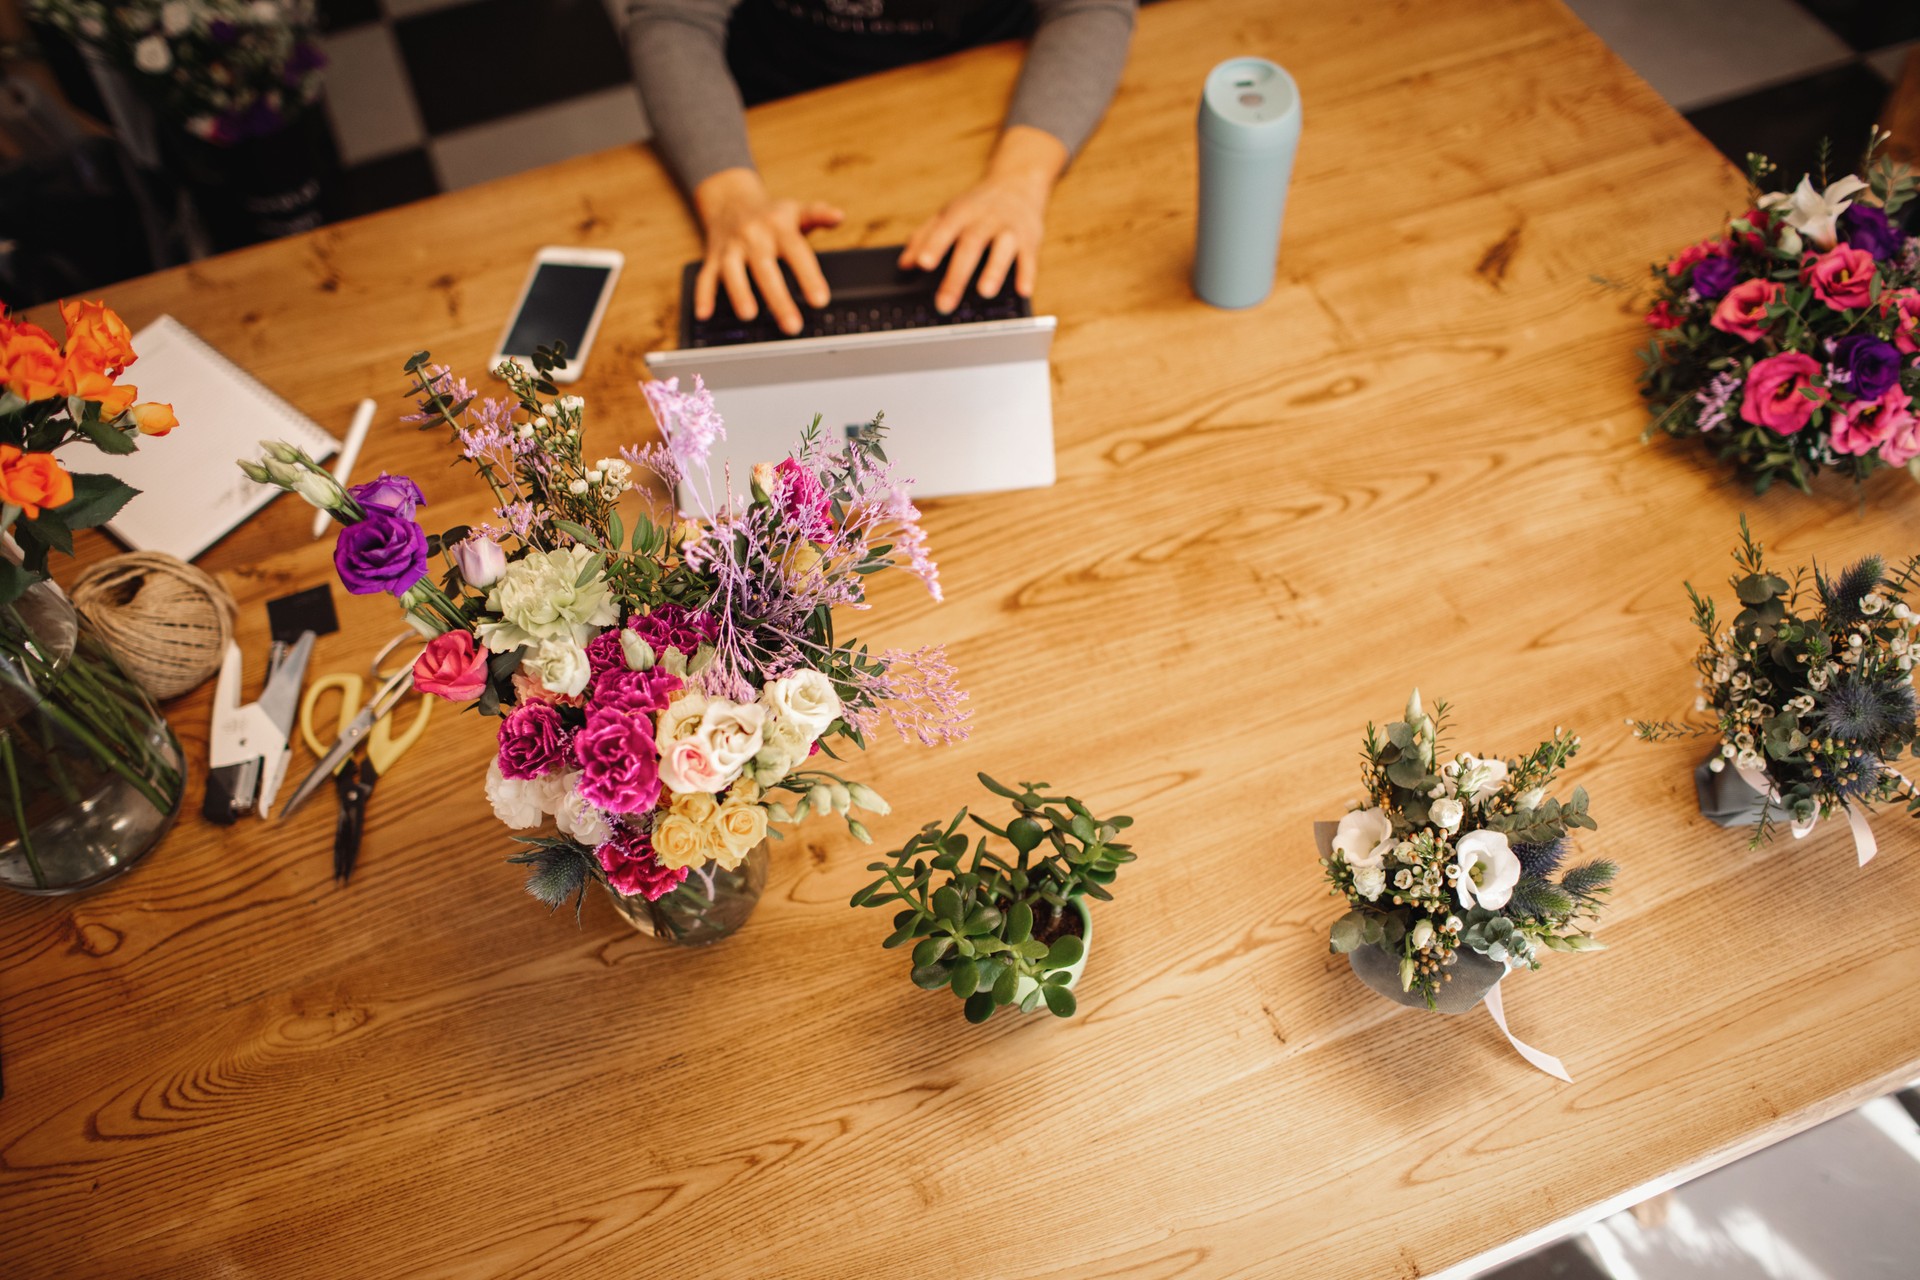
[6,1,1920,1276]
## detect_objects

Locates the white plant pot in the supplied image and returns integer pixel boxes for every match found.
[1012,896,1094,1008]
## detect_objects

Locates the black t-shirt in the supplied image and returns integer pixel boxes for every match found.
[726,0,1036,104]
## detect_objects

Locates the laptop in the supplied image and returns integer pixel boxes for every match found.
[643,246,1056,508]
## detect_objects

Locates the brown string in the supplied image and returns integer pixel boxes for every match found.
[69,553,237,700]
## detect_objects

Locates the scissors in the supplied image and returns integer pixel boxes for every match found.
[292,633,433,883]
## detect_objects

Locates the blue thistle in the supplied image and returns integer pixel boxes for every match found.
[1819,556,1884,628]
[1819,677,1916,744]
[1836,753,1884,799]
[1512,835,1567,878]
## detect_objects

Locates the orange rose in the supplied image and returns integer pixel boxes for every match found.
[0,322,66,402]
[129,401,178,436]
[0,446,75,519]
[58,299,137,376]
[62,364,139,418]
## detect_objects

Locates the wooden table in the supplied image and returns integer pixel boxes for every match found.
[6,1,1919,1275]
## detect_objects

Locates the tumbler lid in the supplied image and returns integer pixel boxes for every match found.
[1199,58,1301,152]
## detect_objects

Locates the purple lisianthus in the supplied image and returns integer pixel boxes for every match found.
[209,19,238,42]
[1839,204,1903,262]
[496,703,569,780]
[590,667,683,717]
[629,604,720,657]
[573,709,663,815]
[284,41,326,79]
[334,511,427,596]
[349,472,427,518]
[1690,255,1740,301]
[1833,334,1903,401]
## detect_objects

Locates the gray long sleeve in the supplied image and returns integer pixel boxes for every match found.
[626,0,1136,196]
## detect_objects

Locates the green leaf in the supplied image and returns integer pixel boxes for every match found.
[54,473,138,530]
[910,964,949,990]
[0,560,36,606]
[976,773,1019,799]
[949,959,980,997]
[1006,817,1043,854]
[1007,900,1033,944]
[963,991,997,1023]
[1042,985,1077,1017]
[68,415,137,455]
[1045,934,1084,969]
[911,936,951,967]
[992,963,1019,1005]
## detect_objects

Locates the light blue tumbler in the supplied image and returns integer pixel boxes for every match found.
[1193,57,1302,310]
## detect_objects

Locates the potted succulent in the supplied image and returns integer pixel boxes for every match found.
[852,774,1135,1022]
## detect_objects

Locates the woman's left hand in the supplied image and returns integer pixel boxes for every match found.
[900,125,1069,313]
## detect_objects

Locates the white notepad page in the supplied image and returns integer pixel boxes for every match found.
[91,315,341,561]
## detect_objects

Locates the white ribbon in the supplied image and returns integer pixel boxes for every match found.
[1735,765,1879,866]
[1484,978,1571,1082]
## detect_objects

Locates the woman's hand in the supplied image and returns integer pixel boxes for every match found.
[692,168,843,335]
[899,126,1069,312]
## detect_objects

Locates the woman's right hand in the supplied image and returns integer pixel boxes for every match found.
[692,168,843,335]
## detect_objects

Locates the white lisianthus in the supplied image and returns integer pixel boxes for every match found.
[657,688,708,745]
[761,669,841,740]
[450,535,507,588]
[552,773,611,846]
[160,2,192,35]
[696,699,767,774]
[485,759,565,828]
[659,735,730,794]
[1352,864,1387,901]
[1429,797,1464,832]
[134,35,171,73]
[1452,830,1521,910]
[1758,173,1868,250]
[1409,919,1434,949]
[753,714,811,785]
[1331,806,1394,870]
[524,638,591,698]
[478,544,619,651]
[1458,755,1510,804]
[1515,786,1546,811]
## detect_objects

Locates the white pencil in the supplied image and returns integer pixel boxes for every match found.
[313,398,376,538]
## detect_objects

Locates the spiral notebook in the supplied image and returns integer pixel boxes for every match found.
[95,316,341,561]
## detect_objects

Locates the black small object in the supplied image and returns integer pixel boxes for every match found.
[202,762,250,825]
[331,756,376,884]
[265,584,339,645]
[678,245,1032,349]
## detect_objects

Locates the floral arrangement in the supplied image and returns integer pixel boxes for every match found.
[1639,132,1919,493]
[242,346,966,922]
[1634,518,1920,850]
[29,1,325,144]
[1,298,176,601]
[851,774,1134,1022]
[1322,692,1615,1007]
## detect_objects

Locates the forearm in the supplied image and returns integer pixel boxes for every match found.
[1005,0,1136,160]
[626,0,754,194]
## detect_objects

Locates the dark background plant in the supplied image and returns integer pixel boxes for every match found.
[851,774,1135,1022]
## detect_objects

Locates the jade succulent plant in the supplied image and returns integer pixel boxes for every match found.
[851,773,1135,1022]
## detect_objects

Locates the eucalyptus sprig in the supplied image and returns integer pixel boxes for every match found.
[851,774,1135,1022]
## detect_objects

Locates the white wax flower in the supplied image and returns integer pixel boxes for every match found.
[1332,807,1394,870]
[1453,830,1520,910]
[761,668,841,740]
[1758,174,1868,251]
[478,544,619,651]
[1429,797,1464,832]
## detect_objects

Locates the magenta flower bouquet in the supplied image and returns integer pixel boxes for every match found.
[1640,132,1919,494]
[241,348,966,938]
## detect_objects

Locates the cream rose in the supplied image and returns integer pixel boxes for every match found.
[1352,864,1387,901]
[650,813,708,871]
[1453,830,1521,910]
[1429,797,1465,832]
[1332,807,1394,869]
[762,669,841,740]
[714,798,768,867]
[660,736,729,794]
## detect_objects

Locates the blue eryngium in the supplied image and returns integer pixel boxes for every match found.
[1820,676,1916,743]
[1512,835,1568,879]
[1818,555,1885,627]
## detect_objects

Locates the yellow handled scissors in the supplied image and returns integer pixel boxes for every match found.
[297,633,432,884]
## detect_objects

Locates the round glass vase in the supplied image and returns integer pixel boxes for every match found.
[604,841,770,946]
[0,580,186,894]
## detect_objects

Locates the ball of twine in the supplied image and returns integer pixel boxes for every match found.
[70,553,237,701]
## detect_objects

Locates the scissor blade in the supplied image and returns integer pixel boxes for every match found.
[258,631,316,736]
[277,701,378,820]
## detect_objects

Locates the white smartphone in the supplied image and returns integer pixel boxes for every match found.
[491,246,624,384]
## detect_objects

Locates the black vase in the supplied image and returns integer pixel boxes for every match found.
[170,109,329,251]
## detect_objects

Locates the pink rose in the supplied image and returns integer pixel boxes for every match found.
[511,667,581,708]
[1738,352,1825,435]
[1709,278,1783,343]
[1833,385,1916,459]
[1885,289,1920,355]
[1667,237,1730,278]
[659,736,727,794]
[1880,401,1920,466]
[1801,245,1874,311]
[413,630,489,702]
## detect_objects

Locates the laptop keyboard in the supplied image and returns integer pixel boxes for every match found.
[680,246,1034,349]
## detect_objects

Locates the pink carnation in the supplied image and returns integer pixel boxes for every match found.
[597,826,687,901]
[573,709,663,814]
[496,702,569,780]
[1802,245,1874,311]
[590,666,682,717]
[586,607,719,676]
[775,457,833,540]
[1834,385,1917,459]
[1738,352,1825,435]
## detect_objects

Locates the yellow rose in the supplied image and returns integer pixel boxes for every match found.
[781,541,825,592]
[728,777,762,805]
[671,791,718,825]
[650,813,706,871]
[714,798,768,865]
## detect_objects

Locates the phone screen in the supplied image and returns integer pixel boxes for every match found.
[500,262,614,358]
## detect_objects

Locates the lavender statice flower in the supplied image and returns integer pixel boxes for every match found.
[1694,370,1741,434]
[643,376,725,479]
[844,647,971,746]
[496,501,548,540]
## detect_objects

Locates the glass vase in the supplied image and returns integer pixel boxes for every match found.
[604,841,770,946]
[0,580,186,894]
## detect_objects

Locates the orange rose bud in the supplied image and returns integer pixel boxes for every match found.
[62,365,139,418]
[130,401,178,436]
[0,445,75,519]
[0,322,66,402]
[58,298,137,376]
